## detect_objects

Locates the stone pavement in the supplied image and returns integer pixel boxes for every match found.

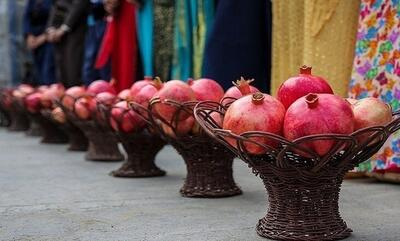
[0,128,399,241]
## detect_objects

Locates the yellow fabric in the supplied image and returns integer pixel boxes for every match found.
[271,0,360,97]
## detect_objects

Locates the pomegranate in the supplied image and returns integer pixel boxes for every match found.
[134,78,163,108]
[277,66,334,109]
[130,76,153,96]
[87,80,116,95]
[351,97,392,143]
[18,84,35,95]
[118,89,132,100]
[188,78,224,102]
[62,86,86,111]
[223,92,286,154]
[37,85,49,93]
[74,97,93,120]
[283,93,354,156]
[222,77,259,105]
[41,87,65,109]
[160,116,195,138]
[25,92,42,113]
[110,100,146,133]
[153,80,195,122]
[52,107,66,124]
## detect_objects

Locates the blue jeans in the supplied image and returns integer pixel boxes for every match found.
[82,19,111,85]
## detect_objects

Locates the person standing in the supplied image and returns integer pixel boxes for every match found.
[47,0,90,88]
[23,0,55,86]
[82,0,110,86]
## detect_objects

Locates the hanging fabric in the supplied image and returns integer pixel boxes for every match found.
[96,1,137,91]
[136,0,153,77]
[271,0,360,96]
[152,0,174,81]
[202,0,271,91]
[348,0,400,174]
[171,0,192,80]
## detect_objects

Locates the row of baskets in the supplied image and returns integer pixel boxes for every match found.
[1,92,400,241]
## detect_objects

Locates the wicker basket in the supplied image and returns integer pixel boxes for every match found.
[8,99,29,131]
[97,103,166,177]
[73,119,124,162]
[131,100,242,198]
[41,109,88,151]
[58,95,124,161]
[194,100,400,240]
[28,112,68,144]
[111,131,166,177]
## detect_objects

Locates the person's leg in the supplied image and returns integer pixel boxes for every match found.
[82,25,97,85]
[54,41,68,86]
[40,43,56,85]
[64,24,86,87]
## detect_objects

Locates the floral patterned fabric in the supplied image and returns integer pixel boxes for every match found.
[348,0,400,173]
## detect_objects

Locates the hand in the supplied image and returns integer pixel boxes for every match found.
[104,0,120,15]
[53,28,66,42]
[46,28,56,42]
[26,35,37,50]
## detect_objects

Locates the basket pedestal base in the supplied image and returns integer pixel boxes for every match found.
[111,132,166,177]
[64,123,88,151]
[0,108,10,127]
[32,114,68,144]
[8,111,29,131]
[75,121,124,162]
[256,175,352,241]
[25,115,42,136]
[170,137,242,198]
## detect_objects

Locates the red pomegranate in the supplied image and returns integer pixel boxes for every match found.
[74,97,93,120]
[223,92,286,154]
[134,78,163,108]
[277,66,333,109]
[188,78,224,102]
[118,89,132,100]
[130,76,153,96]
[25,92,42,113]
[51,107,66,124]
[87,80,116,95]
[160,116,195,138]
[110,100,146,133]
[283,93,354,156]
[153,80,195,122]
[222,77,259,105]
[62,86,86,111]
[41,86,65,109]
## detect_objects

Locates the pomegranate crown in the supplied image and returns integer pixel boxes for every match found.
[232,76,254,96]
[300,65,312,75]
[252,92,265,105]
[305,93,319,108]
[151,76,164,90]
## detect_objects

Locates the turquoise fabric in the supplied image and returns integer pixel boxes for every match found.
[136,0,153,77]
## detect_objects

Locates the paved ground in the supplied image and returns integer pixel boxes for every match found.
[0,128,399,241]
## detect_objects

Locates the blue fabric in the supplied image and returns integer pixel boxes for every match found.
[23,0,52,36]
[82,19,111,85]
[136,0,153,77]
[32,43,56,85]
[202,0,271,92]
[171,0,192,80]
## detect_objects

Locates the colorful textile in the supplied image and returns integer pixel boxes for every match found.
[349,0,400,173]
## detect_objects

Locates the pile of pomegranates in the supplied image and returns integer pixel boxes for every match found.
[217,66,393,156]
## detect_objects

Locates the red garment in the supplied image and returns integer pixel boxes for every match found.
[96,1,137,92]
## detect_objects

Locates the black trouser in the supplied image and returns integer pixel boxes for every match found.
[54,24,86,88]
